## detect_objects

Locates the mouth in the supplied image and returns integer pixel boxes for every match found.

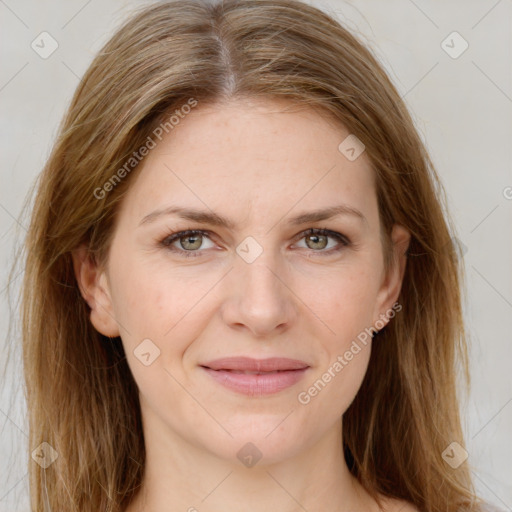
[200,357,310,396]
[201,356,310,372]
[210,369,291,374]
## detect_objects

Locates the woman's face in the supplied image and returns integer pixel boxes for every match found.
[75,97,409,465]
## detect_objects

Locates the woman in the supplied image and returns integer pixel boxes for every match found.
[17,0,501,511]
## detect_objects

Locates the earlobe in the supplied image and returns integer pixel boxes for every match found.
[71,244,120,338]
[390,224,411,295]
[374,224,411,327]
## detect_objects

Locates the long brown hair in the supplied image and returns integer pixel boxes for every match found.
[9,0,485,510]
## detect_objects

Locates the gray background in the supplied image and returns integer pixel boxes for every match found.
[1,0,511,510]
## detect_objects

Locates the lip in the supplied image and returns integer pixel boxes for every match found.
[200,357,310,396]
[202,356,310,372]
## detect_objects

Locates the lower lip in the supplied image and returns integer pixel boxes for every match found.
[201,367,309,396]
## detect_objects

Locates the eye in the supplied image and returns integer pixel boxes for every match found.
[160,229,215,258]
[293,228,350,255]
[159,227,351,258]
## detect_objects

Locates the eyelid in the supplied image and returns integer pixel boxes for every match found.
[159,227,351,258]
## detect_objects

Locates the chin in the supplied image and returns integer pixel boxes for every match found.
[199,418,314,467]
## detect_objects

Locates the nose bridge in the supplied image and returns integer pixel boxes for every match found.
[237,238,286,304]
[221,235,295,335]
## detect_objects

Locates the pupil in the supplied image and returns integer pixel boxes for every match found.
[308,234,327,250]
[182,235,201,250]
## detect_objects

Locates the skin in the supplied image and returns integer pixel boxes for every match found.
[73,97,415,512]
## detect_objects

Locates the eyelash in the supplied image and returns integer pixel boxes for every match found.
[158,228,351,258]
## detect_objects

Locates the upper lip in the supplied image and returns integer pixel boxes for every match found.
[201,357,310,372]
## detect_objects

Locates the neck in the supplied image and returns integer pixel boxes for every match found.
[125,407,379,512]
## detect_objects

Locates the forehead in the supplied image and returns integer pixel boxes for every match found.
[117,97,376,226]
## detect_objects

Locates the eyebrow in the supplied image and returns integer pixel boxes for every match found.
[138,204,367,229]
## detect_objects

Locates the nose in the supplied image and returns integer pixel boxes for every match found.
[219,248,298,338]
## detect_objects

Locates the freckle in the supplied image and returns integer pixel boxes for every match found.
[155,292,164,312]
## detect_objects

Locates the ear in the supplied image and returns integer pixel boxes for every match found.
[71,244,120,337]
[373,224,411,328]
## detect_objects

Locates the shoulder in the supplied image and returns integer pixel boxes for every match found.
[478,503,508,512]
[380,497,506,512]
[378,496,420,512]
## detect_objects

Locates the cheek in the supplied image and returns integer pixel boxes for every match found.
[296,270,377,417]
[109,257,219,359]
[308,265,381,342]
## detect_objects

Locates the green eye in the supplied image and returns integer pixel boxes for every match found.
[160,228,350,258]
